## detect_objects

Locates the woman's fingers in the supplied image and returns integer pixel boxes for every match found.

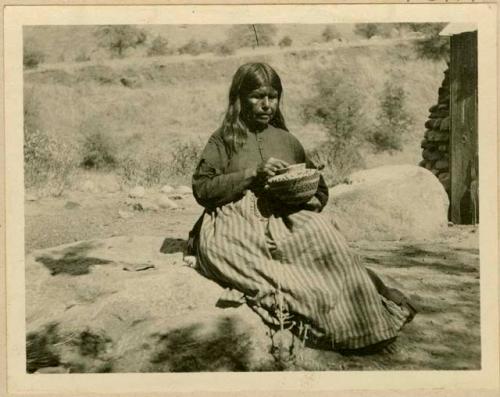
[265,158,289,175]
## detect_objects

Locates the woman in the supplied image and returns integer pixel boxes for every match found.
[189,62,415,353]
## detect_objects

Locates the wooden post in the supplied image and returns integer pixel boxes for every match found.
[449,31,478,224]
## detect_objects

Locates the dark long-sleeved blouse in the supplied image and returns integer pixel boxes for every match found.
[192,125,329,211]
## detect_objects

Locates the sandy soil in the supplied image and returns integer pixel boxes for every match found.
[24,189,480,371]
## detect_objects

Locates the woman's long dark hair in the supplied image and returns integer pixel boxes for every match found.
[220,63,288,156]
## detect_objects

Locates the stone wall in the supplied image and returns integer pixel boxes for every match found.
[419,66,450,195]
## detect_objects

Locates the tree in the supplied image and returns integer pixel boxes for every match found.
[412,23,450,61]
[354,24,379,39]
[147,35,170,57]
[321,26,341,42]
[23,43,45,69]
[368,81,413,152]
[178,39,209,56]
[225,24,277,50]
[95,25,147,58]
[278,36,293,48]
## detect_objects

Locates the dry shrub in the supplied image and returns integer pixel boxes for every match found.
[24,93,77,193]
[178,39,210,56]
[117,139,204,187]
[302,69,368,185]
[307,142,365,187]
[279,36,293,48]
[79,118,117,170]
[367,80,414,153]
[24,45,45,69]
[147,35,170,57]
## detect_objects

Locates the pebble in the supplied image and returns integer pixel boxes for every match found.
[168,194,184,201]
[161,185,174,194]
[158,196,178,209]
[118,210,134,219]
[129,186,145,198]
[82,180,98,194]
[175,185,192,195]
[64,201,81,209]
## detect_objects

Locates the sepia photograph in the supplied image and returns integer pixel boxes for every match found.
[2,3,498,395]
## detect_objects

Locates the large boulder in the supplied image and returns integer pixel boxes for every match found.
[325,165,449,241]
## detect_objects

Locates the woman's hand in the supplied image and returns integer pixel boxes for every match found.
[255,157,289,180]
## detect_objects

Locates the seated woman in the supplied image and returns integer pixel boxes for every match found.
[189,62,416,353]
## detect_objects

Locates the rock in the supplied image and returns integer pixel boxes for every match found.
[161,185,174,194]
[64,201,81,209]
[325,165,449,241]
[25,236,275,373]
[440,117,450,132]
[168,194,184,201]
[122,262,155,272]
[426,131,449,142]
[26,193,38,202]
[175,185,192,195]
[142,201,159,211]
[82,180,98,194]
[422,148,440,161]
[438,172,451,191]
[428,104,439,113]
[435,159,449,170]
[118,210,134,219]
[129,186,145,198]
[429,111,448,119]
[101,177,121,193]
[158,196,178,209]
[425,119,441,130]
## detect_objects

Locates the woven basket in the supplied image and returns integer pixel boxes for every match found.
[268,168,320,205]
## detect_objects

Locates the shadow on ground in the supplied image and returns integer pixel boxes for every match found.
[159,238,187,254]
[148,316,260,372]
[35,241,112,276]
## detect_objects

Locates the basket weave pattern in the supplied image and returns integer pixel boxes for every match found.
[268,169,320,205]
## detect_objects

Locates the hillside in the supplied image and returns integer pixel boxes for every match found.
[24,38,447,193]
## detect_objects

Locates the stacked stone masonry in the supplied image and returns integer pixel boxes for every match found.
[419,66,450,194]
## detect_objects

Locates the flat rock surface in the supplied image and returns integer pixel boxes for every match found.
[24,185,480,372]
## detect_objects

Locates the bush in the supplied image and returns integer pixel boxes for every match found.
[169,140,204,177]
[23,45,45,69]
[79,117,117,170]
[24,92,77,193]
[212,43,234,56]
[321,26,342,42]
[302,70,368,185]
[278,36,293,48]
[307,142,365,187]
[415,36,449,61]
[178,39,209,56]
[367,81,413,153]
[75,50,91,63]
[147,35,170,57]
[303,72,368,147]
[225,24,277,50]
[117,140,204,187]
[354,24,394,39]
[95,25,147,58]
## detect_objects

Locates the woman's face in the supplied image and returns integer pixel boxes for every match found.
[244,86,279,128]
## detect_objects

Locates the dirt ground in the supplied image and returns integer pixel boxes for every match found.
[24,188,481,371]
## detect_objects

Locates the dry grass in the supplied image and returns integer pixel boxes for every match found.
[24,41,446,193]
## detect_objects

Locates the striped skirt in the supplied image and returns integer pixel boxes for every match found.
[196,191,411,350]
